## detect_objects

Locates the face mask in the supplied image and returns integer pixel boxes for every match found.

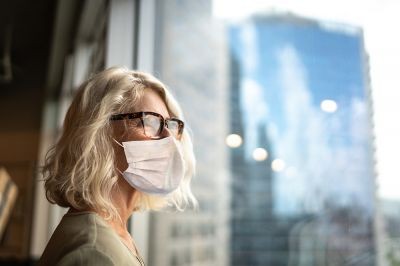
[114,136,185,195]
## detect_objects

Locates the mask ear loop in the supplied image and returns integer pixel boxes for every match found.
[116,168,124,176]
[112,138,125,176]
[113,138,124,147]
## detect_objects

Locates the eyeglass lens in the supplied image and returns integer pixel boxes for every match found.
[166,120,180,138]
[142,114,182,139]
[142,113,162,138]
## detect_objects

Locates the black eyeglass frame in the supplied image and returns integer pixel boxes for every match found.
[110,111,184,140]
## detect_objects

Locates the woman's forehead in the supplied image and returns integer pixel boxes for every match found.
[135,89,170,118]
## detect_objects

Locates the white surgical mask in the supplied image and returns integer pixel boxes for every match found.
[114,136,185,195]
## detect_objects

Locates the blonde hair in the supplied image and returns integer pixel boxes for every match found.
[43,67,197,221]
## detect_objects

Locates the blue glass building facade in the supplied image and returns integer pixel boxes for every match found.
[229,15,375,266]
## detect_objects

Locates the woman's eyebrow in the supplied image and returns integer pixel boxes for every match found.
[155,110,171,119]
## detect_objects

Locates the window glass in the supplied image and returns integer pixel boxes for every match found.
[148,1,376,265]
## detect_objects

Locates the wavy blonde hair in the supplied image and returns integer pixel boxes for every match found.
[43,67,197,221]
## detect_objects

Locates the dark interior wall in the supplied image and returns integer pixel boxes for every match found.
[0,0,56,261]
[0,0,55,133]
[0,0,55,168]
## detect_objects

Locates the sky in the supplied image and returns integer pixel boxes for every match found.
[213,0,400,200]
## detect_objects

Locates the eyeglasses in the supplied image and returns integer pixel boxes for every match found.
[110,111,184,140]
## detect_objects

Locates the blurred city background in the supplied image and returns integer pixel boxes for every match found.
[0,0,399,265]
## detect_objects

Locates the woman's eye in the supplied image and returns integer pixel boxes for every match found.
[127,119,142,129]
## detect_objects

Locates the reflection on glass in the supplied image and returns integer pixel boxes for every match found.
[226,134,243,148]
[271,158,286,172]
[252,147,268,161]
[320,99,338,113]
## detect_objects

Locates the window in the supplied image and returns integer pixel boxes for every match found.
[147,1,379,265]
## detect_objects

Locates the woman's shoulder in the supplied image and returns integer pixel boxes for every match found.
[54,246,115,266]
[61,212,117,242]
[38,212,142,266]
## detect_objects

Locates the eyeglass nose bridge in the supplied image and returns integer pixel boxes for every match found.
[159,122,173,139]
[157,117,167,137]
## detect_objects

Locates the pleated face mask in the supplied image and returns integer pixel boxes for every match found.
[114,136,185,195]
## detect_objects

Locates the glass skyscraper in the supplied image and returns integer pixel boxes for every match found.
[228,14,375,265]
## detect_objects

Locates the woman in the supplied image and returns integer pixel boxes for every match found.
[38,67,197,266]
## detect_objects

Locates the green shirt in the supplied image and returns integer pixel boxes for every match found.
[38,212,145,266]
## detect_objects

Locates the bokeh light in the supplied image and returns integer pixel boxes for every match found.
[320,99,338,113]
[226,134,243,148]
[252,148,268,161]
[271,158,286,172]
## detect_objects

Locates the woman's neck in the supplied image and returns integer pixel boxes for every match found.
[108,179,138,233]
[68,179,138,236]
